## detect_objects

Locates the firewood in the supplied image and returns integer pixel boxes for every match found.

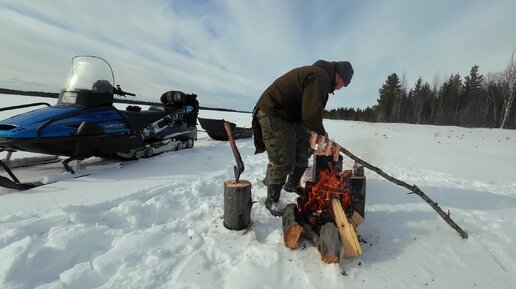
[349,211,364,229]
[282,203,303,249]
[223,180,252,230]
[331,198,362,257]
[301,220,320,248]
[301,219,340,264]
[319,222,341,263]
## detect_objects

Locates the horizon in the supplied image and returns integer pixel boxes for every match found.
[1,0,515,111]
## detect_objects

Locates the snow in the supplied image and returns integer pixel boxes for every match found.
[1,94,516,289]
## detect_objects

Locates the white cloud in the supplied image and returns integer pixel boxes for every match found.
[0,0,515,110]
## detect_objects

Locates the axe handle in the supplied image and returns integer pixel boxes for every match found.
[224,121,244,182]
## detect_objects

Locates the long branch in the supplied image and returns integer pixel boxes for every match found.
[338,145,468,239]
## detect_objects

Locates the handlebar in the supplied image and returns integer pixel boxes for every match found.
[115,85,135,97]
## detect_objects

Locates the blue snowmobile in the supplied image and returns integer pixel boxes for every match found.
[0,55,198,189]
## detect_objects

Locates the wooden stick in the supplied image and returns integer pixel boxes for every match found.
[331,198,362,257]
[337,145,468,239]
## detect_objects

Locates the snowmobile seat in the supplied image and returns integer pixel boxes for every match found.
[119,110,166,131]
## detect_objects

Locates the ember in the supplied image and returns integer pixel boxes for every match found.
[299,169,353,216]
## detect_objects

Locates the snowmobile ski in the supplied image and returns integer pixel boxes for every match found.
[0,159,122,191]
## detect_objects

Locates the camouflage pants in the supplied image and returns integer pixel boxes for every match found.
[256,109,310,185]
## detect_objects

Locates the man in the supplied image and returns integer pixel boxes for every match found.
[252,60,354,216]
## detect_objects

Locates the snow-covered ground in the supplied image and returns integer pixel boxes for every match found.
[1,94,515,289]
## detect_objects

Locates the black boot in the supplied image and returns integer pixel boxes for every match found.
[283,167,306,193]
[265,183,283,217]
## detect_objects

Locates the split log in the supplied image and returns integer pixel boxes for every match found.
[301,218,340,263]
[282,203,303,249]
[319,222,341,263]
[223,180,252,230]
[332,198,362,257]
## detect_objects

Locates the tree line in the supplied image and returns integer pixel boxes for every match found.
[324,52,516,129]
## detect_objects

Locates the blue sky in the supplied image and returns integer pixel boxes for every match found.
[0,0,515,111]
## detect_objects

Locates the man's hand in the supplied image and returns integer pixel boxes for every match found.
[308,131,341,161]
[309,131,330,150]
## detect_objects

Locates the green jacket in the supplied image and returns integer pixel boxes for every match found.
[255,60,338,135]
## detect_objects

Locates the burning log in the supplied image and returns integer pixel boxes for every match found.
[331,198,362,257]
[309,132,468,240]
[282,204,341,264]
[281,164,365,263]
[282,203,303,249]
[280,144,368,263]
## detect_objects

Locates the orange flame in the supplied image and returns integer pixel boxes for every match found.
[301,169,352,215]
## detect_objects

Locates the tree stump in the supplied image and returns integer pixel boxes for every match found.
[282,203,303,249]
[223,180,252,230]
[319,222,341,264]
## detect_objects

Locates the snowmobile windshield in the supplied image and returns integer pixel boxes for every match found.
[58,56,115,108]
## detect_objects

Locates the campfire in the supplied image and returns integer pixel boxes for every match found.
[282,133,366,264]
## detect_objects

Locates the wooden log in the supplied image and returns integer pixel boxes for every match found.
[319,222,341,264]
[331,198,363,257]
[223,180,252,230]
[282,203,303,249]
[301,220,320,248]
[301,218,341,263]
[349,211,364,229]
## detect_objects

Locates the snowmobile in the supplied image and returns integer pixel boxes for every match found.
[0,55,198,190]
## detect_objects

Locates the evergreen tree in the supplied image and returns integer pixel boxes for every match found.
[377,73,403,122]
[461,65,485,126]
[437,73,462,124]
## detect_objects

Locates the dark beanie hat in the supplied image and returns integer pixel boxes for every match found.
[335,61,354,87]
